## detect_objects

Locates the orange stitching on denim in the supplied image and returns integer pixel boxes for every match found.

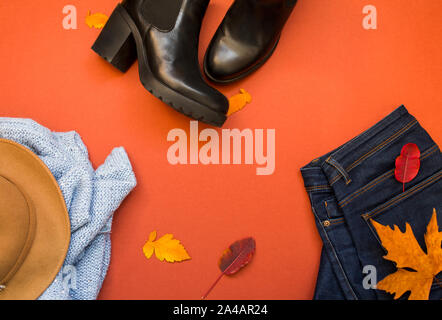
[339,171,394,208]
[323,218,345,227]
[422,145,439,160]
[330,175,339,185]
[306,186,331,192]
[365,173,440,219]
[325,200,332,217]
[329,120,418,185]
[326,157,352,185]
[329,219,345,226]
[363,171,442,219]
[324,201,345,225]
[329,174,340,185]
[347,120,417,171]
[340,171,393,207]
[339,144,439,207]
[307,185,330,189]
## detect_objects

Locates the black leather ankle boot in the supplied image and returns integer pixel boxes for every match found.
[92,0,229,127]
[204,0,297,84]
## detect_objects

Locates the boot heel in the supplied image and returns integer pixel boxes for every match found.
[91,5,137,73]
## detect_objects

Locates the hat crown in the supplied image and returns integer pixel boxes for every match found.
[0,175,36,286]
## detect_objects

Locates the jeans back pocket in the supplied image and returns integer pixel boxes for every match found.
[362,170,442,299]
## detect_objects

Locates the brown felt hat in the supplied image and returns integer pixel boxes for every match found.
[0,139,70,300]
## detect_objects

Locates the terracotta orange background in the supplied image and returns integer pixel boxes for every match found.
[0,0,440,300]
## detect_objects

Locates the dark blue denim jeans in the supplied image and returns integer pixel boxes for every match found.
[301,106,442,300]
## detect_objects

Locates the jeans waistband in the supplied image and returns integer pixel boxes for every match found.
[301,105,416,189]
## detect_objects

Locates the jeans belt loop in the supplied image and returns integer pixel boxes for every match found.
[326,157,352,185]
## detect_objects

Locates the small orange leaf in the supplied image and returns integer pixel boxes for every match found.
[228,89,252,116]
[372,208,442,300]
[85,11,109,29]
[142,230,191,263]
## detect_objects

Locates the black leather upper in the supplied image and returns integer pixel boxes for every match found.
[122,0,229,114]
[204,0,297,82]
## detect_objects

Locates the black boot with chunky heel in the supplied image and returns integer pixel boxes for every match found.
[92,8,137,73]
[204,0,298,84]
[92,0,229,127]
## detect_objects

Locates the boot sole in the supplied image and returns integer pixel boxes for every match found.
[92,4,227,127]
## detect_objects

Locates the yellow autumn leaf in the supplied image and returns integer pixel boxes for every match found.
[142,230,191,263]
[228,89,252,116]
[85,11,109,29]
[371,208,442,300]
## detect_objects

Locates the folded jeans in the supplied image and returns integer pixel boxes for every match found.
[301,105,442,300]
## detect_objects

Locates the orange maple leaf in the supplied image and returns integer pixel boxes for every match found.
[371,208,442,300]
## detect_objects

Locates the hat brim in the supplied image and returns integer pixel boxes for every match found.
[0,139,70,300]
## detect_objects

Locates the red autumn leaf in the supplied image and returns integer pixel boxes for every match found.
[202,237,256,299]
[395,143,421,192]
